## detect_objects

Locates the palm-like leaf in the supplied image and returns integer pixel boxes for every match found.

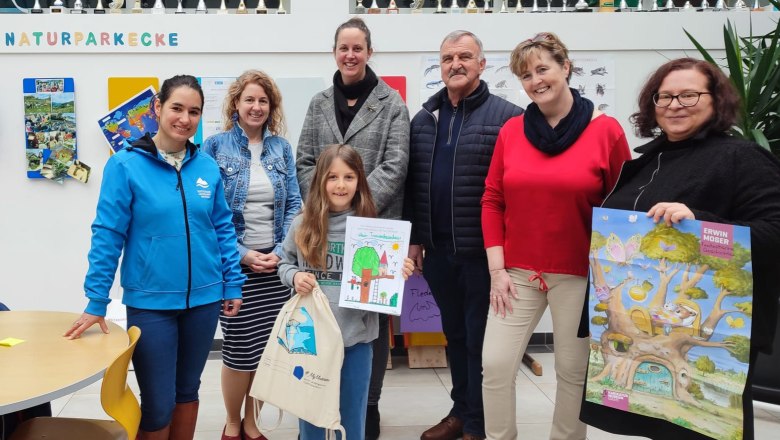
[685,3,780,155]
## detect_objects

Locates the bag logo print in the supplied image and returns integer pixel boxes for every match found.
[277,306,317,355]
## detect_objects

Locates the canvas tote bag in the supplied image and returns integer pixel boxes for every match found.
[250,285,346,438]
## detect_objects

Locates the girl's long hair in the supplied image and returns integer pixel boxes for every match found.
[295,144,376,270]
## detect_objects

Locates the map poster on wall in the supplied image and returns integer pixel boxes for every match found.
[339,216,411,316]
[98,87,157,153]
[24,78,77,182]
[586,207,753,440]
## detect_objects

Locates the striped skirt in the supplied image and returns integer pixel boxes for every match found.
[220,264,292,371]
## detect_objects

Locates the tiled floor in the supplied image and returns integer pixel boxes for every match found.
[50,351,780,439]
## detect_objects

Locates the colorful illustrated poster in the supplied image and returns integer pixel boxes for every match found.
[339,217,411,316]
[586,208,753,440]
[98,87,157,153]
[24,78,77,181]
[400,274,443,333]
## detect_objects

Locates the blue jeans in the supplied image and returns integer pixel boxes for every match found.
[368,314,389,406]
[299,342,373,440]
[127,301,220,431]
[424,248,490,437]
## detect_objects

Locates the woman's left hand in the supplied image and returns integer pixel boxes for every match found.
[647,202,695,226]
[222,299,242,317]
[401,257,415,280]
[250,252,281,274]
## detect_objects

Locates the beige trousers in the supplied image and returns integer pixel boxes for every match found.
[482,268,589,440]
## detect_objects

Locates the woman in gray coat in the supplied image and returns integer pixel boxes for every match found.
[296,17,410,440]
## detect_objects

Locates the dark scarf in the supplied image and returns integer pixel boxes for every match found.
[523,87,594,156]
[333,66,379,137]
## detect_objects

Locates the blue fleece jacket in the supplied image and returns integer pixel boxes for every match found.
[83,135,245,316]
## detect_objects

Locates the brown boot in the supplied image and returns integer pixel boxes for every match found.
[136,425,170,440]
[169,400,199,440]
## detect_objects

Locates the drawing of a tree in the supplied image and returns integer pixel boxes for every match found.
[352,247,380,277]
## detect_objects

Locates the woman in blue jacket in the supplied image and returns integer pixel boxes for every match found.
[65,75,246,440]
[202,70,301,440]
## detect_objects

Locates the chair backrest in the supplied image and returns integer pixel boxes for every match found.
[100,326,142,440]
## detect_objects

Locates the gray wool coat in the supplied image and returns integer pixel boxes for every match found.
[296,79,410,220]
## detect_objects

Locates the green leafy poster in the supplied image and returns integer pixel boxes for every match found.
[586,208,752,440]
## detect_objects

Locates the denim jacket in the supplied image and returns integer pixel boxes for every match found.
[202,123,302,258]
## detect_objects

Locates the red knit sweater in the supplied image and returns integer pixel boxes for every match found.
[482,114,631,277]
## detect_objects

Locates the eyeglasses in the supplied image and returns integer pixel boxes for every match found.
[653,91,711,108]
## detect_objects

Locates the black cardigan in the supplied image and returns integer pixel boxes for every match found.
[581,132,780,439]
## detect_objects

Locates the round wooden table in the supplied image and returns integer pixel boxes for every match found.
[0,311,128,415]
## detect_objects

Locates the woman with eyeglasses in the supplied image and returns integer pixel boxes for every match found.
[480,32,631,440]
[578,58,780,440]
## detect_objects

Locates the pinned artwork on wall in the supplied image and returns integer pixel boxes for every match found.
[23,77,90,184]
[418,54,616,116]
[98,86,158,154]
[194,76,236,146]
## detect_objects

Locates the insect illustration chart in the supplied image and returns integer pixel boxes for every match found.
[339,217,411,316]
[586,208,752,440]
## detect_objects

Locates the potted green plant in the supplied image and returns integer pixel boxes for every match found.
[685,4,780,405]
[685,2,780,158]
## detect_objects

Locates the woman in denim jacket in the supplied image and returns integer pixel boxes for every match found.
[202,70,301,440]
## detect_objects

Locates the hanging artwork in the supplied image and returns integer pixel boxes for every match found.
[586,207,753,440]
[194,76,236,145]
[23,77,81,183]
[339,216,411,316]
[98,86,158,154]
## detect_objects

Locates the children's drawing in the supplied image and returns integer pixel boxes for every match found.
[586,208,753,440]
[400,274,443,333]
[98,87,157,153]
[339,217,411,316]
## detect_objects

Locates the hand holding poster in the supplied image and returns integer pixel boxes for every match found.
[586,208,752,440]
[339,216,411,316]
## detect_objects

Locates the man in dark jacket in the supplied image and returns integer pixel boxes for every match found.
[404,30,523,440]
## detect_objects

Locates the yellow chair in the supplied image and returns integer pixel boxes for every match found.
[11,326,142,440]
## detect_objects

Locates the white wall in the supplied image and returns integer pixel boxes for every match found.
[0,5,774,335]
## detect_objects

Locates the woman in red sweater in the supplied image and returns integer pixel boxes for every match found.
[480,32,631,440]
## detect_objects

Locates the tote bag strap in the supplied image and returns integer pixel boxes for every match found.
[325,425,347,440]
[253,390,284,432]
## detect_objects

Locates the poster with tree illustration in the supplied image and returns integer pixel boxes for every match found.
[339,216,411,316]
[586,208,753,440]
